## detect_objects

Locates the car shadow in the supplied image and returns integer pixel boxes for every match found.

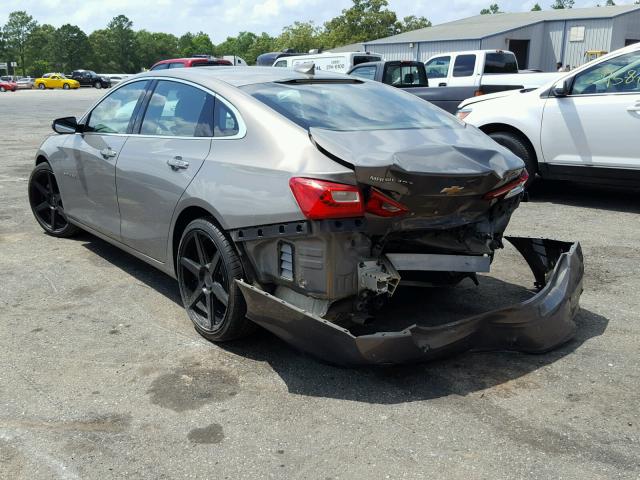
[527,180,640,214]
[76,232,608,405]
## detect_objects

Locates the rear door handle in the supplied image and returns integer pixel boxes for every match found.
[438,82,447,87]
[167,156,189,170]
[100,148,117,159]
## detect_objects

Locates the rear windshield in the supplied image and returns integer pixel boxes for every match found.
[383,64,428,87]
[484,53,518,74]
[241,81,461,131]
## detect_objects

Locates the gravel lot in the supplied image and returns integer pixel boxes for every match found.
[1,88,639,479]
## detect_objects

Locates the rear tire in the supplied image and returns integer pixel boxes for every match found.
[177,218,254,342]
[38,83,45,90]
[0,86,5,92]
[63,83,70,90]
[489,131,537,188]
[94,81,102,89]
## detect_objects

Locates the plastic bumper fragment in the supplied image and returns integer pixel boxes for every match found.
[237,237,584,366]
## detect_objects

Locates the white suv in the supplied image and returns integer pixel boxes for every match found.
[457,43,640,187]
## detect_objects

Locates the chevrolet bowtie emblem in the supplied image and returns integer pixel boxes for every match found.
[440,185,465,195]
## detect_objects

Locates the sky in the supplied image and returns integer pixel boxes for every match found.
[1,0,638,43]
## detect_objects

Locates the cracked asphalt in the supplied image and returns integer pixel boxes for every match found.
[1,88,639,479]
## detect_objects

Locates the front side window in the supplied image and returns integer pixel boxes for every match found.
[141,80,214,137]
[242,80,461,132]
[453,55,476,77]
[383,64,428,87]
[424,56,450,79]
[571,51,640,95]
[274,60,288,67]
[86,80,149,134]
[350,66,377,80]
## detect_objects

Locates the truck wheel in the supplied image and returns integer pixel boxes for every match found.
[489,131,537,188]
[176,218,254,342]
[94,81,102,89]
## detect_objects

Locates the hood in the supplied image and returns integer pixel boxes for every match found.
[310,126,525,226]
[458,88,526,109]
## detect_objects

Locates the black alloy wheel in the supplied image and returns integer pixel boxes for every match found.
[177,218,253,341]
[28,163,79,237]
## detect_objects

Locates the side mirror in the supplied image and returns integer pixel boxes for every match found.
[552,79,571,97]
[52,116,79,134]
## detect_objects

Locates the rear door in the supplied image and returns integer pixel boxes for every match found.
[58,80,150,238]
[448,54,478,87]
[115,79,217,262]
[540,49,640,171]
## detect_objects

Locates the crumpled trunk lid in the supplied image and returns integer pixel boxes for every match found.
[310,126,525,227]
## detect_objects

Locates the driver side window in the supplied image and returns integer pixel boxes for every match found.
[571,51,640,95]
[86,81,149,134]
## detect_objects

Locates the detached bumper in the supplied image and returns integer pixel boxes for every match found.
[237,237,584,366]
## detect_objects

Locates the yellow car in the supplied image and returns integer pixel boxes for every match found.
[34,74,80,90]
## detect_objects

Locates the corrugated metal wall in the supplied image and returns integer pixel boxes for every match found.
[482,23,546,70]
[542,21,565,71]
[611,10,640,49]
[364,40,481,62]
[562,18,613,69]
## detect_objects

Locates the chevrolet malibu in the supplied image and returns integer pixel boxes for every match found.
[28,67,583,365]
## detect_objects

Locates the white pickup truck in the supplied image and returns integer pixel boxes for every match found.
[425,49,560,89]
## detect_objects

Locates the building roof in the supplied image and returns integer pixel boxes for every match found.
[366,5,640,45]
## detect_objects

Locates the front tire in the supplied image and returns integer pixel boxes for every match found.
[62,83,70,90]
[489,131,537,188]
[38,83,45,90]
[177,218,253,342]
[28,163,80,237]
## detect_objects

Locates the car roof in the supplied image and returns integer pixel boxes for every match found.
[134,66,352,87]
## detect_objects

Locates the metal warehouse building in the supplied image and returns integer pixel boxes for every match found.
[363,5,640,71]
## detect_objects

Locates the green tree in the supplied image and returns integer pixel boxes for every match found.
[51,24,91,72]
[106,15,136,72]
[399,15,431,32]
[275,21,323,53]
[531,3,542,10]
[135,30,179,69]
[244,33,277,64]
[3,11,38,75]
[178,31,214,57]
[323,0,400,47]
[25,24,55,73]
[88,29,114,72]
[550,0,574,8]
[480,4,502,14]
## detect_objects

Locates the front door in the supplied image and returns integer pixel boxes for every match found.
[541,49,640,170]
[56,80,150,238]
[116,80,215,262]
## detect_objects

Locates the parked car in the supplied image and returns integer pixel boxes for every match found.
[256,50,304,66]
[70,70,111,88]
[348,60,521,114]
[29,67,583,365]
[273,51,383,73]
[15,77,35,89]
[149,56,232,70]
[425,50,560,89]
[458,43,640,187]
[34,74,79,90]
[98,74,132,85]
[0,80,17,92]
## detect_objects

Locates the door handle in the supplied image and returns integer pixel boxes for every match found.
[100,148,117,159]
[167,156,189,170]
[438,82,447,87]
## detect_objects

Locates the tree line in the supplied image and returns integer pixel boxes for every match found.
[0,0,430,76]
[481,0,639,15]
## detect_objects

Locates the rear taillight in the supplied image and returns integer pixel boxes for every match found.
[483,170,529,200]
[365,189,409,217]
[289,177,364,219]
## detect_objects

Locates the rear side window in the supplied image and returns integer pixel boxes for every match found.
[214,100,240,137]
[453,55,476,77]
[383,64,428,87]
[425,56,450,79]
[150,63,169,71]
[140,80,214,137]
[86,80,149,134]
[484,53,518,74]
[350,66,377,80]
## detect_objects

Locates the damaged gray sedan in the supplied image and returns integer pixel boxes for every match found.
[29,66,584,365]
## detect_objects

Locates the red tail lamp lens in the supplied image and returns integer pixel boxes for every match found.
[365,189,409,217]
[289,177,364,219]
[483,170,529,200]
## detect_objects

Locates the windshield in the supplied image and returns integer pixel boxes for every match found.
[241,81,461,131]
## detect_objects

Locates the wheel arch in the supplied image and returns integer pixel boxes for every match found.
[36,155,49,166]
[479,123,539,173]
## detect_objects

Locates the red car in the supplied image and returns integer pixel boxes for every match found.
[149,56,232,71]
[0,80,17,92]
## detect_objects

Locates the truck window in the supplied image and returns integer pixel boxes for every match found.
[274,60,288,67]
[484,52,518,74]
[353,55,383,66]
[383,64,428,87]
[453,55,476,77]
[425,56,450,79]
[350,66,377,80]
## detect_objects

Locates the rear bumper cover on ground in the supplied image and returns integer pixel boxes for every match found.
[237,237,584,365]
